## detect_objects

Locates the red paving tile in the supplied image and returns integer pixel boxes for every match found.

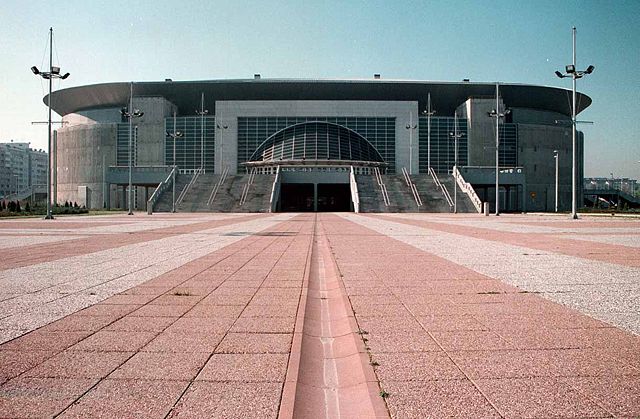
[58,378,188,418]
[1,213,639,417]
[476,377,611,418]
[168,381,282,418]
[0,377,98,418]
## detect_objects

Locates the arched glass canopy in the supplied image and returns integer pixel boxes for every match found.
[247,121,385,166]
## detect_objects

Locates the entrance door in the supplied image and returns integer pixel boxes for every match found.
[280,183,314,212]
[317,184,351,212]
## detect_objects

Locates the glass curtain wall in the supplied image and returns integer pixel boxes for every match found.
[238,117,395,172]
[417,116,469,174]
[164,116,215,173]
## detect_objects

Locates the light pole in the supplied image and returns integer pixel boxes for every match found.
[120,82,144,215]
[216,122,229,172]
[422,93,436,172]
[167,111,183,212]
[449,111,464,214]
[405,112,417,174]
[554,150,559,212]
[488,83,510,216]
[196,93,208,172]
[555,26,595,220]
[31,27,70,220]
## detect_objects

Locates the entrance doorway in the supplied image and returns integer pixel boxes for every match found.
[280,183,314,212]
[317,184,351,212]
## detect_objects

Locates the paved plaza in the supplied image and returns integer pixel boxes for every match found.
[0,212,638,418]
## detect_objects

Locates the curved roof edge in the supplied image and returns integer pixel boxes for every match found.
[46,78,592,117]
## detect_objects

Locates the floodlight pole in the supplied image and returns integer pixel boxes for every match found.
[450,112,464,214]
[424,93,436,172]
[196,93,208,172]
[488,83,508,216]
[172,112,178,212]
[555,27,594,219]
[128,83,134,215]
[405,113,417,174]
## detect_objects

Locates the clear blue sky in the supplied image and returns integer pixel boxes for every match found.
[1,0,638,178]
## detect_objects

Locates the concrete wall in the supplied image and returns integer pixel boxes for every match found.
[458,97,507,167]
[132,97,176,166]
[215,100,418,175]
[517,124,574,211]
[63,108,122,127]
[56,123,117,209]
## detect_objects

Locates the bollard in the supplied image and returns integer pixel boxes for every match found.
[483,202,489,216]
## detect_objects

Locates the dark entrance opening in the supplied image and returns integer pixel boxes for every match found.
[280,183,314,212]
[317,184,351,212]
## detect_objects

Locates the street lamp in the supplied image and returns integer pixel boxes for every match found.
[405,112,417,174]
[196,93,208,172]
[216,122,229,172]
[31,27,70,220]
[554,150,559,212]
[120,82,144,215]
[167,111,183,213]
[488,82,510,216]
[555,26,595,220]
[449,111,464,214]
[422,93,436,172]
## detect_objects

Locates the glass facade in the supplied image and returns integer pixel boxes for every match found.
[164,116,215,173]
[498,123,518,167]
[418,116,469,174]
[116,123,139,166]
[249,122,384,164]
[238,117,396,172]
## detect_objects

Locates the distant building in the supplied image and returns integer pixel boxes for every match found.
[0,141,48,199]
[584,177,637,196]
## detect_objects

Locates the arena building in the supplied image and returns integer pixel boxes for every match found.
[46,77,590,213]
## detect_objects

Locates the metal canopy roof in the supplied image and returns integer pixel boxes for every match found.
[46,78,591,117]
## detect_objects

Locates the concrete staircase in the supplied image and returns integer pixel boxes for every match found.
[177,173,221,212]
[208,174,275,213]
[355,174,477,213]
[152,174,190,212]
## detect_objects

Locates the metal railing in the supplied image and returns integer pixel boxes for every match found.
[429,167,454,209]
[452,166,483,213]
[175,167,201,207]
[239,168,256,206]
[373,167,390,207]
[146,166,176,215]
[207,166,229,206]
[269,166,281,213]
[401,167,423,208]
[349,166,360,213]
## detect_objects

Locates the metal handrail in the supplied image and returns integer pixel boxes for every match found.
[269,166,281,212]
[373,167,390,206]
[146,166,176,215]
[429,167,454,208]
[207,166,229,206]
[239,168,256,206]
[401,167,423,207]
[349,166,360,213]
[176,167,201,207]
[452,166,482,213]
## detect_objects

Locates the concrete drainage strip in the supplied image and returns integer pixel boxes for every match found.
[279,220,389,418]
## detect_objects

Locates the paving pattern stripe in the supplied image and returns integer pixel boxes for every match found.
[324,214,638,418]
[378,214,640,267]
[0,213,264,270]
[1,216,311,417]
[0,214,297,344]
[343,213,640,335]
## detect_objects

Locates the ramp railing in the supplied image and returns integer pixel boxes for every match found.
[269,166,281,213]
[401,167,423,207]
[239,168,256,206]
[429,167,453,209]
[452,166,482,213]
[207,166,229,206]
[175,167,201,207]
[373,167,390,207]
[146,166,176,215]
[349,166,360,213]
